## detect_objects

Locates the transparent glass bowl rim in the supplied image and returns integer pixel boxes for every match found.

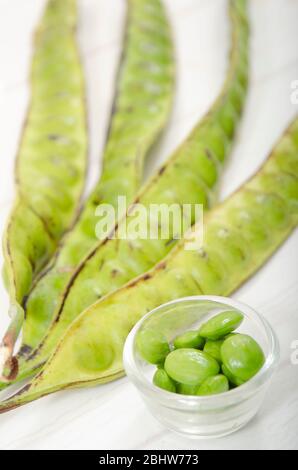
[123,295,280,408]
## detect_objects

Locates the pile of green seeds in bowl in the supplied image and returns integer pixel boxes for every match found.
[137,310,266,396]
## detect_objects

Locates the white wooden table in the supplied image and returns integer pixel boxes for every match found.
[0,0,297,450]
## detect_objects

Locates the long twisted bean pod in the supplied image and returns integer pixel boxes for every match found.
[7,0,249,385]
[0,117,297,413]
[8,0,174,372]
[0,0,88,376]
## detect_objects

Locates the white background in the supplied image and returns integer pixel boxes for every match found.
[0,0,297,450]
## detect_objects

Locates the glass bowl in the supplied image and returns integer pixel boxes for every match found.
[123,295,280,439]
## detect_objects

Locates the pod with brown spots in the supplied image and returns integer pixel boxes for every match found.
[7,0,250,387]
[1,113,296,414]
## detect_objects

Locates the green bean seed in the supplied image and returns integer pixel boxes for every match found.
[221,334,265,382]
[153,368,176,393]
[176,383,199,395]
[137,329,170,365]
[173,330,205,350]
[197,374,229,396]
[203,339,224,363]
[164,348,220,386]
[199,310,244,340]
[203,334,238,363]
[221,364,245,387]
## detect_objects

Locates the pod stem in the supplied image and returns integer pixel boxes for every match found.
[0,303,24,381]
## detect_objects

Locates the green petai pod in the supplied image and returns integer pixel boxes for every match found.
[0,0,87,377]
[11,0,174,371]
[0,116,296,413]
[9,0,249,385]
